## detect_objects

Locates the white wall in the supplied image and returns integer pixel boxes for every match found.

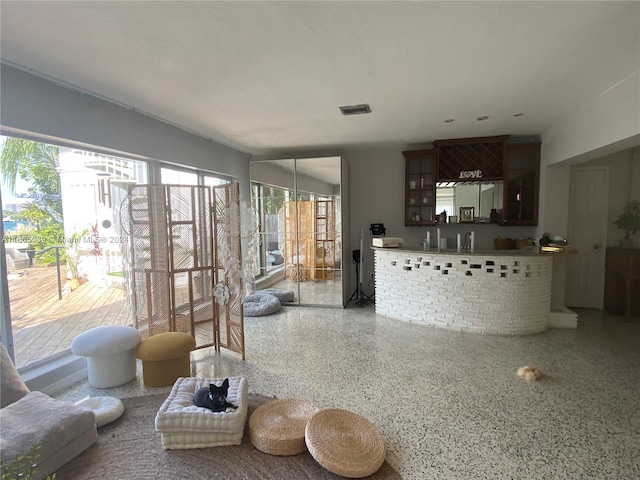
[538,72,640,308]
[539,70,640,240]
[541,71,640,167]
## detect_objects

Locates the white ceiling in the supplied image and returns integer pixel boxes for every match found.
[1,1,639,157]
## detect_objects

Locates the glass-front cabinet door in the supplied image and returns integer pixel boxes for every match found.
[504,143,540,225]
[403,149,436,226]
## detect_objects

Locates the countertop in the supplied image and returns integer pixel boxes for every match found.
[372,246,566,256]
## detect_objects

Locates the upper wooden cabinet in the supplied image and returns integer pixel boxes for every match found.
[434,135,507,182]
[403,137,541,227]
[503,142,541,225]
[403,149,436,226]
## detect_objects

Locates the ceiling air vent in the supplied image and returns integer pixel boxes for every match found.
[339,104,371,116]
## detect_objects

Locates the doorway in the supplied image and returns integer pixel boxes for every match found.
[565,166,610,308]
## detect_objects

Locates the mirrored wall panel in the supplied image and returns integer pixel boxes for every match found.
[251,157,343,306]
[436,181,503,222]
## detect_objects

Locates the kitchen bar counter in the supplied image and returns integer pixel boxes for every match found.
[374,246,545,256]
[373,247,553,335]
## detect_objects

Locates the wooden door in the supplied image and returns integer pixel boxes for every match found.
[565,166,609,308]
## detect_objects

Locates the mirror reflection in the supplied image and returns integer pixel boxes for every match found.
[436,181,503,222]
[250,157,343,306]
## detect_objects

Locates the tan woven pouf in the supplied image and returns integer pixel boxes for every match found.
[249,398,318,455]
[305,408,386,478]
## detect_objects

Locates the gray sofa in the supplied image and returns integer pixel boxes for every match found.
[0,344,97,479]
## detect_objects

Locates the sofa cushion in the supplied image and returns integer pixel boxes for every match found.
[0,343,30,408]
[0,391,97,475]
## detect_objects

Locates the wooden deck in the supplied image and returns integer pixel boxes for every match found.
[6,266,133,369]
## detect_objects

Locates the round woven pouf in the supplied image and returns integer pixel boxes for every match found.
[249,398,318,456]
[305,408,386,478]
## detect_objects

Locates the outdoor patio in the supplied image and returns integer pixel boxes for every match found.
[6,265,133,369]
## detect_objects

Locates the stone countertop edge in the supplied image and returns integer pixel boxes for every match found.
[371,246,570,256]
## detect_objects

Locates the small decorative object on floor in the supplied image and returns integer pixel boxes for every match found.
[517,365,543,381]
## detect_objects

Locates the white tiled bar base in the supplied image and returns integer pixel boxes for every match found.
[374,248,553,335]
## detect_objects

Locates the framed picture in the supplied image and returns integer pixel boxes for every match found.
[459,206,475,223]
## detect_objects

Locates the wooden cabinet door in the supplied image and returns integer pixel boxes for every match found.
[403,149,436,226]
[503,143,540,225]
[604,248,640,316]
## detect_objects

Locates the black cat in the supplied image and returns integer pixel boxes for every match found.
[193,378,238,412]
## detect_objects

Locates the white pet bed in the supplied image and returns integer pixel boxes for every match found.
[155,376,248,449]
[259,288,295,303]
[75,396,124,427]
[243,293,281,317]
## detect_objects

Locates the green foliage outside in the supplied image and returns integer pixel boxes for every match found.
[3,223,65,252]
[36,229,89,280]
[251,183,287,215]
[1,137,63,251]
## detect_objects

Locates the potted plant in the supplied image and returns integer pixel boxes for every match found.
[36,229,88,290]
[613,200,640,248]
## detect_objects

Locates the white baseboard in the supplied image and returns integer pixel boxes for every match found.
[549,306,578,329]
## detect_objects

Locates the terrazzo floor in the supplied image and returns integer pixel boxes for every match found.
[55,306,640,479]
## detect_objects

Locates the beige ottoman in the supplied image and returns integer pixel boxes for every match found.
[135,332,195,387]
[249,398,318,455]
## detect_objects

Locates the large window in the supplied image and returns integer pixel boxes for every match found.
[1,136,149,368]
[161,165,231,187]
[1,140,235,370]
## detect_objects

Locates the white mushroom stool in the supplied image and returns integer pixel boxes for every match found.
[71,325,142,388]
